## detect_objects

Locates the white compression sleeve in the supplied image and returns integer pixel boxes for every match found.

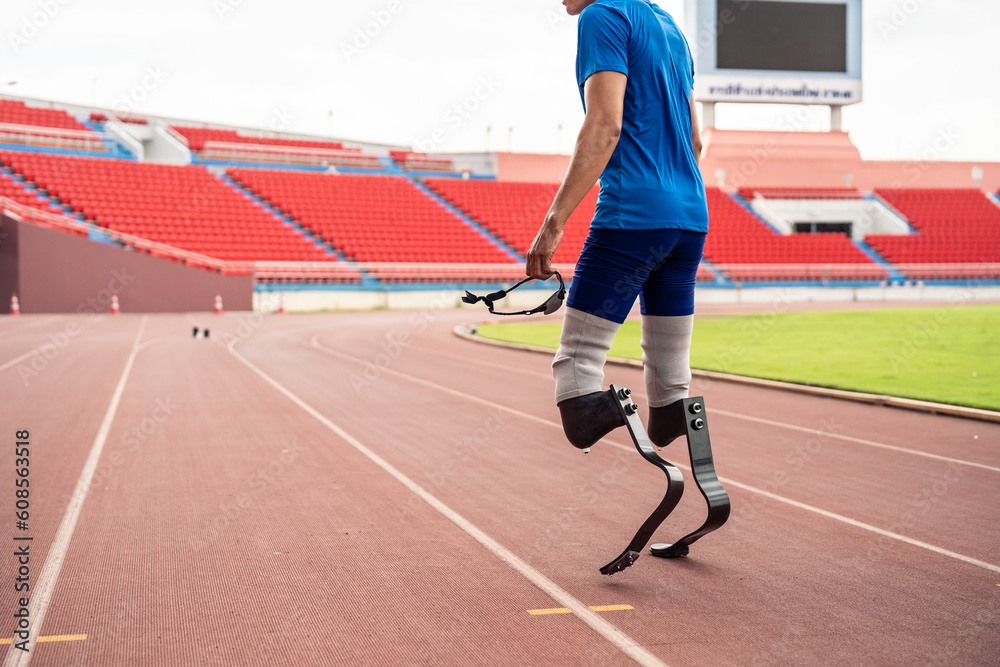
[640,314,694,408]
[551,307,621,404]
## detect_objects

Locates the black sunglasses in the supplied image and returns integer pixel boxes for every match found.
[462,271,566,316]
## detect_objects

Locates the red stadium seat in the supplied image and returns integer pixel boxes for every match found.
[170,126,345,153]
[229,169,515,265]
[0,150,352,271]
[425,179,596,265]
[867,188,1000,279]
[0,99,93,133]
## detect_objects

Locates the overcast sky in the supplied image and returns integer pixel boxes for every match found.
[2,0,997,162]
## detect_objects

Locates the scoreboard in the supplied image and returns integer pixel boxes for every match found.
[684,0,863,105]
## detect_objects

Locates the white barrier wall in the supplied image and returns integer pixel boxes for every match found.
[253,286,552,314]
[749,198,912,240]
[253,285,1000,313]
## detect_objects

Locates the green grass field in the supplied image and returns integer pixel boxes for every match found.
[476,304,1000,411]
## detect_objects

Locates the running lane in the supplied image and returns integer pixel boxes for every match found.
[27,314,643,667]
[3,311,997,666]
[280,310,999,666]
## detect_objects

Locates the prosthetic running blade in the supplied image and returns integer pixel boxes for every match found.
[600,385,685,575]
[599,389,731,574]
[649,397,731,558]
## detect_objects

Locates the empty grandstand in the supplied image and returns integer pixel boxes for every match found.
[170,125,383,169]
[228,169,515,267]
[390,151,456,172]
[0,169,62,214]
[0,151,334,263]
[866,188,1000,278]
[0,98,93,133]
[170,126,347,153]
[425,179,597,264]
[1,93,999,313]
[0,98,106,152]
[705,187,888,281]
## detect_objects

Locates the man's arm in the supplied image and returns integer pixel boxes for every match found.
[690,96,703,166]
[525,70,627,280]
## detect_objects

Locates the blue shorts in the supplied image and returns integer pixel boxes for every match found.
[566,228,707,324]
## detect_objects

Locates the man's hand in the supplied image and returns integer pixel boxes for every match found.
[526,219,564,279]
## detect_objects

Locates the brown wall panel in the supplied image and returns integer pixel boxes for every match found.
[1,211,253,314]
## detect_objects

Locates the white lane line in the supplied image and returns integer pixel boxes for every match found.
[311,335,1000,577]
[0,349,42,375]
[709,409,1000,474]
[3,316,148,667]
[413,342,1000,473]
[232,338,667,667]
[717,478,1000,575]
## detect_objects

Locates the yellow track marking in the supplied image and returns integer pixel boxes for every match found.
[528,605,633,615]
[1,634,86,645]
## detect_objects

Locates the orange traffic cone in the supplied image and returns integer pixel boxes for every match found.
[110,293,120,315]
[214,293,223,315]
[278,294,286,314]
[10,293,20,316]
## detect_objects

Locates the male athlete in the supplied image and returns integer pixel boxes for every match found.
[526,0,708,450]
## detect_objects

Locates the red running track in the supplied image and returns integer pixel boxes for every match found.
[0,310,998,666]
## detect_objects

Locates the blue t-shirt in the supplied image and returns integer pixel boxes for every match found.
[576,0,708,232]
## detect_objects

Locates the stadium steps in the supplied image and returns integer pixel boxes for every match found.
[853,239,903,282]
[219,172,342,257]
[860,191,917,235]
[378,156,405,174]
[864,189,1000,274]
[1,166,136,249]
[870,191,917,233]
[83,120,136,160]
[407,177,524,261]
[989,192,1000,210]
[0,164,81,218]
[219,173,380,286]
[729,191,782,234]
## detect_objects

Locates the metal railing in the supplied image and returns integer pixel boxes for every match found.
[200,140,382,168]
[253,261,557,284]
[713,263,1000,281]
[103,118,145,161]
[743,190,864,200]
[0,122,105,152]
